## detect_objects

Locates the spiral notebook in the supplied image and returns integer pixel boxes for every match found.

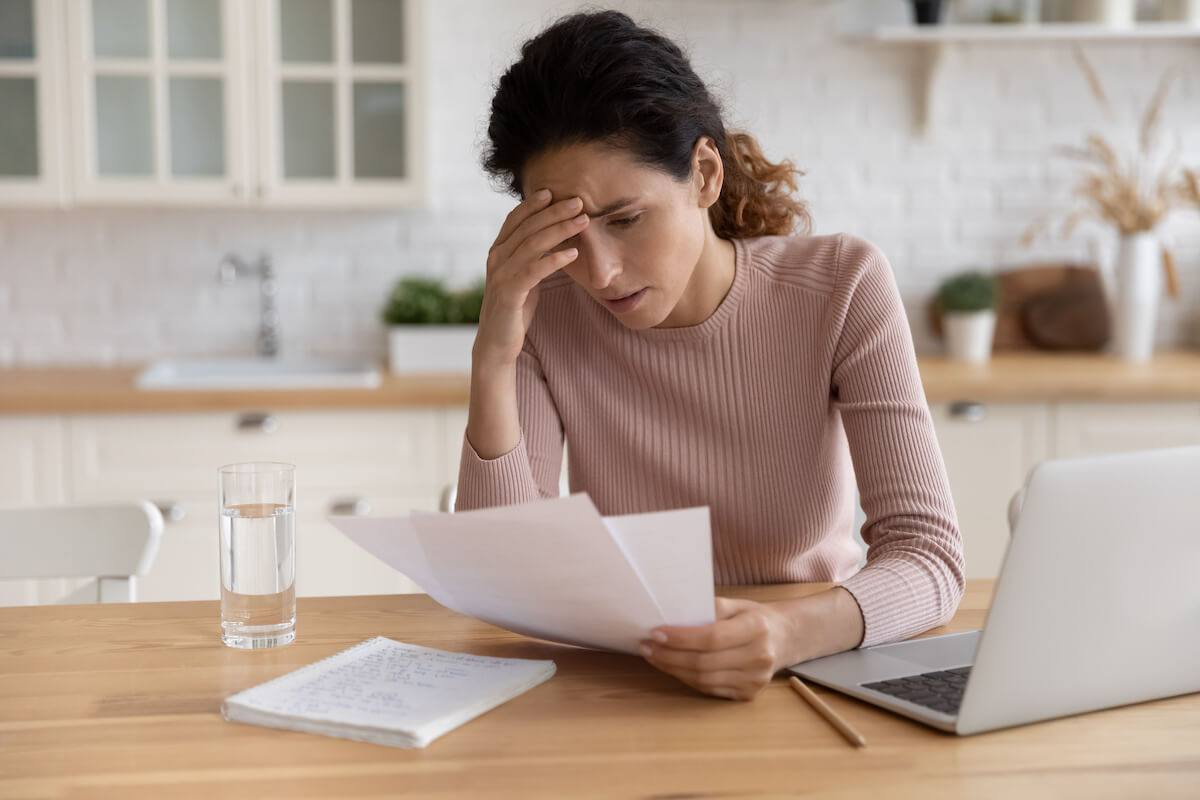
[221,637,557,748]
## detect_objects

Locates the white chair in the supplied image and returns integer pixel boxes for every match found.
[1007,487,1027,535]
[0,502,164,604]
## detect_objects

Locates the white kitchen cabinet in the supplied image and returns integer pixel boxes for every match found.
[62,407,453,600]
[254,0,426,207]
[930,401,1051,579]
[0,415,70,604]
[1053,402,1200,458]
[0,0,66,204]
[65,0,253,204]
[13,0,425,207]
[0,415,64,505]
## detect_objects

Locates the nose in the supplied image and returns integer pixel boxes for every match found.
[575,229,622,290]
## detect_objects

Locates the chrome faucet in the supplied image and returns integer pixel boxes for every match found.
[218,252,279,359]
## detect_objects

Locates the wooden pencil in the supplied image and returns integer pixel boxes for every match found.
[788,676,867,748]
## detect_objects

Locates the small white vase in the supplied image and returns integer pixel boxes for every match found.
[1160,0,1200,23]
[1109,232,1161,363]
[943,310,996,364]
[1063,0,1136,24]
[387,325,477,374]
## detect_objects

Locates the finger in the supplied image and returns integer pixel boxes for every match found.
[491,193,580,254]
[652,609,766,653]
[491,189,552,251]
[512,213,589,264]
[490,196,585,268]
[526,247,579,284]
[641,639,774,674]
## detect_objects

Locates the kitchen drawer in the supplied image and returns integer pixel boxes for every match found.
[136,515,220,603]
[135,495,434,602]
[66,409,451,500]
[1053,403,1200,458]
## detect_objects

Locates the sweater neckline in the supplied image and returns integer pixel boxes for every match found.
[631,236,748,342]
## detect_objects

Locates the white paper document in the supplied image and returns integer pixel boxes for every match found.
[329,494,714,654]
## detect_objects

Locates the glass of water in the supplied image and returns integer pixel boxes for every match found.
[218,462,296,649]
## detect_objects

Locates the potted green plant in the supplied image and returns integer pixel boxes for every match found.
[382,277,484,374]
[936,271,1000,364]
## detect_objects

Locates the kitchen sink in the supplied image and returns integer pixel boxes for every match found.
[135,358,383,390]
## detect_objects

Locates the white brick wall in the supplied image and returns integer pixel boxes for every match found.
[0,0,1197,365]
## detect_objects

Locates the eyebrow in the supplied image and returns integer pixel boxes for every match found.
[587,198,638,219]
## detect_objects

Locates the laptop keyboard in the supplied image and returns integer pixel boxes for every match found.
[861,666,972,716]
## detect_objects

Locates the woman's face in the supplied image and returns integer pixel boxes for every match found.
[521,140,720,329]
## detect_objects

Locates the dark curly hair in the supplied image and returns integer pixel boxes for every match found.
[483,10,812,240]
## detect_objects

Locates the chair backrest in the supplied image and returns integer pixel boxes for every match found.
[0,502,164,603]
[1008,487,1027,535]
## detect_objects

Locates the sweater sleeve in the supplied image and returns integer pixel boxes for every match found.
[828,234,965,648]
[454,338,565,511]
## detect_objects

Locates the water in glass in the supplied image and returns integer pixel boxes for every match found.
[219,501,296,648]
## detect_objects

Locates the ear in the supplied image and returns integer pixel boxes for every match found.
[691,136,724,210]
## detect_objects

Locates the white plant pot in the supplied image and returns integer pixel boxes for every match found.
[1160,0,1200,23]
[1063,0,1136,24]
[1109,232,1161,363]
[943,310,996,364]
[387,325,477,374]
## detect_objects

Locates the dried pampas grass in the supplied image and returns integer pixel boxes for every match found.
[1023,49,1200,300]
[1024,49,1199,244]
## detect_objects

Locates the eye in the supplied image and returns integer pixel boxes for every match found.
[608,213,643,228]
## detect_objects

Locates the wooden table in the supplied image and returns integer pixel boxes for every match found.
[2,581,1198,799]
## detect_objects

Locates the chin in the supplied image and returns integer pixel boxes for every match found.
[614,312,663,331]
[614,299,671,330]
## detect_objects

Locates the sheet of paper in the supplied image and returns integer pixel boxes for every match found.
[408,495,666,654]
[330,494,715,655]
[603,506,714,627]
[326,514,459,609]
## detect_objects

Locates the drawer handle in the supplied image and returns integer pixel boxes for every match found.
[236,412,278,433]
[329,497,371,516]
[153,501,186,523]
[949,401,987,422]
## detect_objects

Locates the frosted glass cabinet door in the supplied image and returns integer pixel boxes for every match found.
[261,0,424,206]
[0,77,39,177]
[69,0,249,203]
[94,74,154,176]
[352,82,406,179]
[281,80,336,179]
[0,0,63,205]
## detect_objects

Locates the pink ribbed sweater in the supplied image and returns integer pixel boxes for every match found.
[458,233,965,648]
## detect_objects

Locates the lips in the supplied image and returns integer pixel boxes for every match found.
[602,288,647,314]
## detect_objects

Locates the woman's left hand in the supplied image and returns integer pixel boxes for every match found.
[639,597,796,701]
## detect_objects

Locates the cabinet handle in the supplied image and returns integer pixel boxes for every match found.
[153,501,186,523]
[949,401,987,422]
[236,412,278,433]
[329,497,371,516]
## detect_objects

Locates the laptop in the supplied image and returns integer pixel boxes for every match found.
[788,445,1200,736]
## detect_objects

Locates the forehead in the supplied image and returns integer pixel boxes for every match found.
[520,142,675,208]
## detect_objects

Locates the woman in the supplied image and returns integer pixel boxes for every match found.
[457,10,964,701]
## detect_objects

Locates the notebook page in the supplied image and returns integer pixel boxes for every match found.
[223,637,556,735]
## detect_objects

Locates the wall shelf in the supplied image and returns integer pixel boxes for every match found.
[874,22,1200,42]
[869,24,1200,135]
